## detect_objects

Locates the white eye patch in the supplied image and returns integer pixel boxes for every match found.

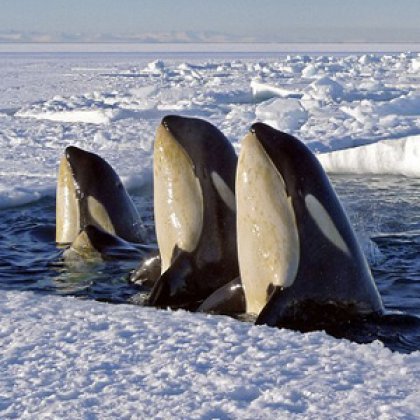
[87,196,116,236]
[305,194,350,256]
[211,171,236,212]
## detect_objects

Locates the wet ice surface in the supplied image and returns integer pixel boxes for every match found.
[0,51,419,417]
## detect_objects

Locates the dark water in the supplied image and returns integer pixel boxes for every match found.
[0,176,419,352]
[0,192,154,303]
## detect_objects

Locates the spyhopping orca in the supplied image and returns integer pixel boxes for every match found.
[56,146,146,257]
[148,115,239,309]
[235,123,384,329]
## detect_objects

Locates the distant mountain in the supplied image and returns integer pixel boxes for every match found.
[1,29,420,44]
[0,30,256,43]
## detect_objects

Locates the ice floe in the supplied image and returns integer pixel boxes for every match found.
[0,51,420,211]
[318,135,420,177]
[1,290,418,418]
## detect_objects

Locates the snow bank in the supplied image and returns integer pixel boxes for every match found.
[301,63,319,78]
[256,98,308,131]
[317,135,420,177]
[303,76,345,102]
[410,56,420,72]
[341,93,420,126]
[144,59,165,73]
[1,291,418,418]
[17,109,119,125]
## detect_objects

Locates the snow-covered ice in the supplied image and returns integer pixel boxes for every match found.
[1,291,419,419]
[318,135,420,176]
[0,49,420,417]
[1,51,420,210]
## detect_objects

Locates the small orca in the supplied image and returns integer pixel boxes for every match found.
[148,115,239,309]
[56,146,146,247]
[235,123,384,329]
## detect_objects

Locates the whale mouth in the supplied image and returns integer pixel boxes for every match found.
[153,120,204,274]
[236,130,300,315]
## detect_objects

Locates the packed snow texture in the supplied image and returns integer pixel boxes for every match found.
[1,291,419,419]
[1,52,420,209]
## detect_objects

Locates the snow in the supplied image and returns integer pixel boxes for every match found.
[0,56,416,204]
[303,76,345,102]
[251,80,302,100]
[1,50,420,211]
[1,49,420,416]
[17,109,119,125]
[255,98,308,131]
[317,135,420,176]
[1,291,419,418]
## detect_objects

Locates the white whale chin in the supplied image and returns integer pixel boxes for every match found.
[56,155,80,245]
[153,124,204,274]
[236,132,300,315]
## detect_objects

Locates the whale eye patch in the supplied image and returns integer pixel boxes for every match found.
[305,194,350,256]
[211,171,236,212]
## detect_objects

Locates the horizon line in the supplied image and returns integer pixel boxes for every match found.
[1,41,420,45]
[1,41,420,54]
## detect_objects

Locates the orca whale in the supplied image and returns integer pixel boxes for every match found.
[235,123,384,329]
[148,115,239,309]
[56,146,145,247]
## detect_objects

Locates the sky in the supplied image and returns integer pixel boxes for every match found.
[0,0,420,43]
